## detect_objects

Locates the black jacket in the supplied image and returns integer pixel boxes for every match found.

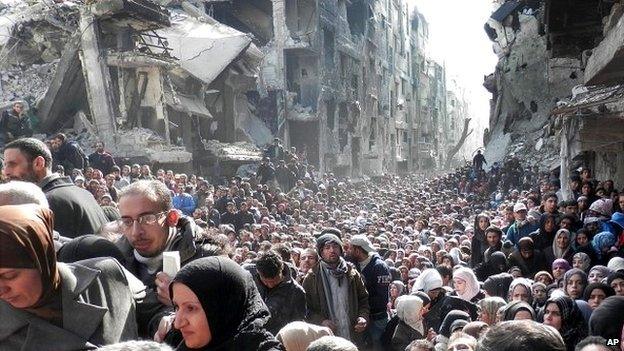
[54,141,87,171]
[41,174,109,238]
[424,292,477,333]
[88,151,116,175]
[245,263,307,335]
[0,109,32,142]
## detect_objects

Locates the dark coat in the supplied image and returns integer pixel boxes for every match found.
[88,151,116,175]
[391,320,423,351]
[246,263,307,335]
[54,141,87,171]
[424,292,477,333]
[0,109,32,142]
[41,174,109,239]
[302,261,370,346]
[0,258,139,350]
[115,216,206,338]
[507,249,549,278]
[359,254,393,316]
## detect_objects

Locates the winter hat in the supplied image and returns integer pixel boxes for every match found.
[316,233,343,255]
[607,257,624,272]
[412,268,443,293]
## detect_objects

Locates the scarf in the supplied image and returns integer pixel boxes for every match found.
[133,226,177,274]
[170,257,276,351]
[395,295,424,334]
[552,229,572,259]
[320,257,348,286]
[572,252,591,272]
[0,205,62,325]
[546,296,587,349]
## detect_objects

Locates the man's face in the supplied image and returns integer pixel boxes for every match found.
[320,242,341,265]
[514,210,527,221]
[118,194,169,257]
[2,148,38,182]
[95,143,104,153]
[0,268,42,308]
[486,231,500,247]
[50,138,61,151]
[131,166,140,175]
[259,272,283,289]
[619,195,624,212]
[544,197,557,212]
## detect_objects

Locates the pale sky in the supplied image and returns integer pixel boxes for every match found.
[411,0,498,152]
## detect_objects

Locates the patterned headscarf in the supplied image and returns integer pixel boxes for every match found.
[572,252,591,272]
[545,296,588,348]
[592,231,616,259]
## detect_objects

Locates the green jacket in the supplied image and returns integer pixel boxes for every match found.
[302,261,370,345]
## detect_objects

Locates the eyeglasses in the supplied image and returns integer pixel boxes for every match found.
[118,211,166,229]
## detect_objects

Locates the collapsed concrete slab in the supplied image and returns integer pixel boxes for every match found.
[585,12,624,85]
[156,11,252,86]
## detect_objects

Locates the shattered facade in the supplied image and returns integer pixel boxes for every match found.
[1,0,469,176]
[484,0,624,193]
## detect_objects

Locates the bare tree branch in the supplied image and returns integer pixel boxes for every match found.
[445,118,472,169]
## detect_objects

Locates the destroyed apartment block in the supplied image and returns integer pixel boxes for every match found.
[30,0,270,171]
[483,0,624,192]
[2,0,472,176]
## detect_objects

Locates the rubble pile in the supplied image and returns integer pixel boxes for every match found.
[202,139,262,162]
[1,61,58,102]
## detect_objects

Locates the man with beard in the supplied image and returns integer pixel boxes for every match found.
[2,138,108,238]
[115,180,206,337]
[88,141,116,176]
[347,235,392,350]
[303,230,369,347]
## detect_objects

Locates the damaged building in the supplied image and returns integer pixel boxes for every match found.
[484,0,624,193]
[0,0,469,176]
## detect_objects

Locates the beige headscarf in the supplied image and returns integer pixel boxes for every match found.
[395,295,424,334]
[276,321,334,351]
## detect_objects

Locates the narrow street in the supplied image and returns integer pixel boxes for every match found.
[0,1,623,351]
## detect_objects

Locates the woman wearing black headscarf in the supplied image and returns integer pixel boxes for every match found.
[0,204,140,349]
[529,213,559,251]
[470,214,490,267]
[474,251,508,281]
[542,296,588,351]
[169,256,282,351]
[508,237,548,278]
[582,282,615,310]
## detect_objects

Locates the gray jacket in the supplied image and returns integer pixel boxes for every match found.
[0,258,139,350]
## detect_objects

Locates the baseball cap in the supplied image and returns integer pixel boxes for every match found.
[513,203,527,212]
[350,235,375,253]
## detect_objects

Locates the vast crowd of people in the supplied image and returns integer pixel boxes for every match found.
[0,135,623,351]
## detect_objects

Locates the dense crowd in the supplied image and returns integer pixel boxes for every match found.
[0,135,623,351]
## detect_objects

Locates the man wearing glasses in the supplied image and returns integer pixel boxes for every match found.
[115,180,205,338]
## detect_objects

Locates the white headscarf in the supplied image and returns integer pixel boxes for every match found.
[453,267,480,301]
[552,229,573,259]
[395,295,424,334]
